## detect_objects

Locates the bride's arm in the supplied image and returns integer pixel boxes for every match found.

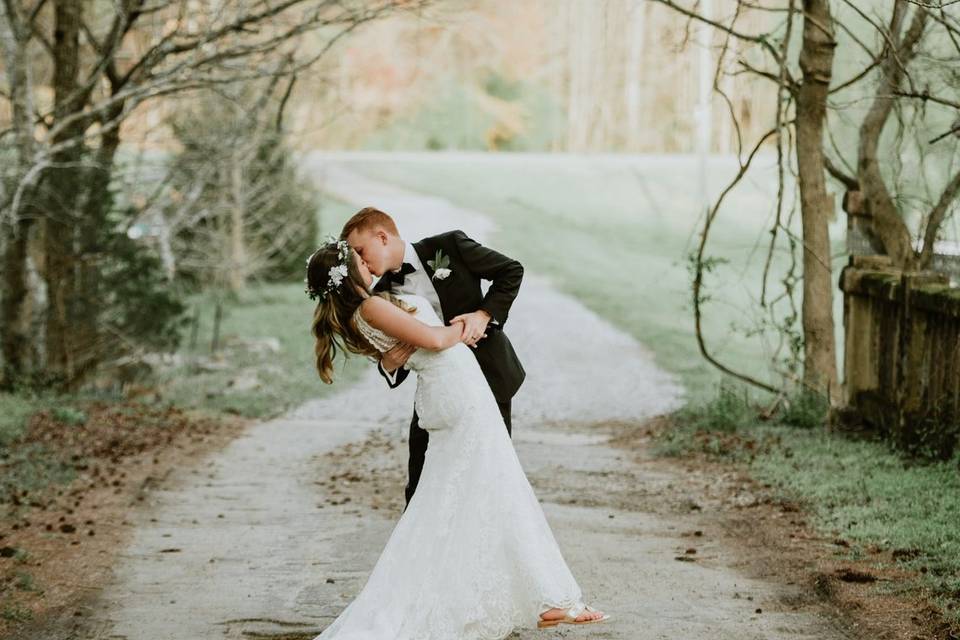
[360,297,464,351]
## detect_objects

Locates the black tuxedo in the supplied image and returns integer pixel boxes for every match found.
[373,229,525,507]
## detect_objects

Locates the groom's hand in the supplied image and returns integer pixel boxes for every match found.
[450,310,490,348]
[381,342,417,373]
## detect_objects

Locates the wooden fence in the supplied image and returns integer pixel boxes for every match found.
[839,255,960,459]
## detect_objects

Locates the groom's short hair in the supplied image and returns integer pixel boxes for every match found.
[341,207,399,238]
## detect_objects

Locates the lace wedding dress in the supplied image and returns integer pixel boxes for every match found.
[312,293,584,640]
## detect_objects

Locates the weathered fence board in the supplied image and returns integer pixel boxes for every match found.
[839,256,960,459]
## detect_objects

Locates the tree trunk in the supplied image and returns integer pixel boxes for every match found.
[857,3,927,268]
[43,0,85,385]
[70,102,125,387]
[229,154,248,293]
[0,0,40,381]
[1,221,38,382]
[795,0,839,402]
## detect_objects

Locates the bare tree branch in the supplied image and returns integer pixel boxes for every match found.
[829,57,882,94]
[691,125,783,395]
[904,0,960,7]
[929,120,960,144]
[26,0,47,24]
[857,2,929,266]
[649,0,790,70]
[825,155,859,190]
[761,0,796,309]
[892,89,960,110]
[918,169,960,267]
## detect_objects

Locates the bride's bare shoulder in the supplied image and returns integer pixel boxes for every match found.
[358,295,399,326]
[358,295,383,315]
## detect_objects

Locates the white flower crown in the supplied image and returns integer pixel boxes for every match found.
[305,236,351,301]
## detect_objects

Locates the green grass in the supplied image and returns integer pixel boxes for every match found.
[335,153,847,403]
[0,392,93,514]
[0,385,86,526]
[0,550,35,619]
[0,601,32,622]
[656,383,960,625]
[13,570,41,593]
[757,427,960,625]
[0,394,49,449]
[158,280,364,419]
[155,195,367,416]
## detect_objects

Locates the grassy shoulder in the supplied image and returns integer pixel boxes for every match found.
[653,384,960,633]
[156,279,365,418]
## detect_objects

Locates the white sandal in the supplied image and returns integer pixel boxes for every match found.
[537,602,610,628]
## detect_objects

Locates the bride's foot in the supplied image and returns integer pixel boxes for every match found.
[539,604,605,624]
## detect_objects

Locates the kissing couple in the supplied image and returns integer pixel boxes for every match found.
[305,206,609,640]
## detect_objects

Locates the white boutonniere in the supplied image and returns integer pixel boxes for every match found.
[427,249,452,280]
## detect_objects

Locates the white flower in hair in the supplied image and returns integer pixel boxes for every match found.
[305,238,352,301]
[329,263,348,286]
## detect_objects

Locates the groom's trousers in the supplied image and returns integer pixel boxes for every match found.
[403,398,512,509]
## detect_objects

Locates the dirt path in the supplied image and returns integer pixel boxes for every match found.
[21,161,854,640]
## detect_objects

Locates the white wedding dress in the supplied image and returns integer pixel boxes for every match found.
[312,293,584,640]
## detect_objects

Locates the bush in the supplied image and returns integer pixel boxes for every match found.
[777,388,829,429]
[676,379,757,432]
[50,406,87,426]
[164,90,321,289]
[898,412,959,462]
[99,198,191,357]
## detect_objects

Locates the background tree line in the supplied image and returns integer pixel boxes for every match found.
[0,0,427,391]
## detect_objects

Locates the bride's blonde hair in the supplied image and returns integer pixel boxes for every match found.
[307,242,415,384]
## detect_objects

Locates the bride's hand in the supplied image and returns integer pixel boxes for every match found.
[381,341,417,372]
[449,318,469,344]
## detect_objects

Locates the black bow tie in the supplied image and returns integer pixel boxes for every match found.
[386,262,416,286]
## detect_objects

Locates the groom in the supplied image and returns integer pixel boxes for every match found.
[341,207,525,508]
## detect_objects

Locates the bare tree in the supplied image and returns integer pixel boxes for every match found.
[0,0,428,389]
[795,0,838,400]
[159,76,319,293]
[650,0,960,405]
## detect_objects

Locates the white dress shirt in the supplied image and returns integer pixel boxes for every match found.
[379,241,443,384]
[390,241,443,318]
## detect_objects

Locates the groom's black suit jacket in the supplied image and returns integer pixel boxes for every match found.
[373,230,525,403]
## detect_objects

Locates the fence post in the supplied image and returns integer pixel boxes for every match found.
[896,270,950,449]
[839,255,896,409]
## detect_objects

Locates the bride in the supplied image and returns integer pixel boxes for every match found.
[305,238,609,640]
